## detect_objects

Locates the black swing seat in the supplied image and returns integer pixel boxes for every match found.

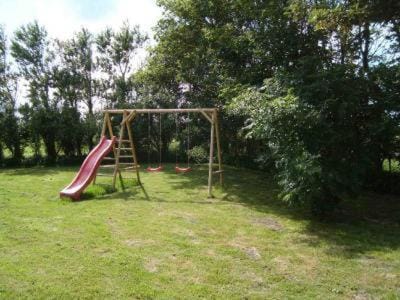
[175,165,192,173]
[146,165,164,172]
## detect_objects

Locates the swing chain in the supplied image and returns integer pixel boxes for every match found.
[147,112,151,166]
[175,113,178,167]
[187,112,190,167]
[159,113,162,166]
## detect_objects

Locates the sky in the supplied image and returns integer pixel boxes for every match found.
[0,0,163,40]
[0,0,164,108]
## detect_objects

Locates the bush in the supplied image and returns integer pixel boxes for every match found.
[229,63,390,218]
[188,145,208,164]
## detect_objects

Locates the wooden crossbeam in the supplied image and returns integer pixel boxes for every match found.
[200,111,213,123]
[96,173,114,177]
[104,108,216,114]
[213,170,224,174]
[99,164,117,168]
[124,165,141,170]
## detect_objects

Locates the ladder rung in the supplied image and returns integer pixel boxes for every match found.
[103,157,115,160]
[117,139,130,143]
[96,173,114,177]
[119,155,133,158]
[124,165,141,170]
[213,170,224,174]
[117,147,133,151]
[100,163,140,168]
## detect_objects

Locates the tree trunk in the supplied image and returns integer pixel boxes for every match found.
[33,136,41,158]
[76,138,82,156]
[362,22,370,72]
[87,77,94,151]
[13,139,22,162]
[0,143,3,163]
[44,136,57,163]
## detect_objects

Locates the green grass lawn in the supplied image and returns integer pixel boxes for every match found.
[0,164,399,299]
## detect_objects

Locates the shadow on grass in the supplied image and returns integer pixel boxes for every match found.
[64,163,400,258]
[1,166,70,177]
[80,183,118,201]
[158,164,400,258]
[238,171,400,258]
[80,178,151,202]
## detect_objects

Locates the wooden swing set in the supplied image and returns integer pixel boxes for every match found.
[96,108,223,197]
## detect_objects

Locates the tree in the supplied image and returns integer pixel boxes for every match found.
[229,0,400,216]
[96,22,148,107]
[54,28,96,151]
[11,21,59,162]
[144,0,400,216]
[0,26,22,163]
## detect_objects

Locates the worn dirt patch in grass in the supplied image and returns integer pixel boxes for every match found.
[252,217,284,231]
[124,239,154,247]
[144,258,160,273]
[229,239,262,260]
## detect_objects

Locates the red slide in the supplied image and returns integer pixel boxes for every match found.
[60,136,115,200]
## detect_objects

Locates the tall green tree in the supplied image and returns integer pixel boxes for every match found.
[54,28,96,151]
[230,0,400,215]
[0,26,22,163]
[11,21,59,162]
[96,22,148,107]
[142,0,400,216]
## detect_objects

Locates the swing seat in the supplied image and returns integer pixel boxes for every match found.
[175,166,192,173]
[146,165,164,172]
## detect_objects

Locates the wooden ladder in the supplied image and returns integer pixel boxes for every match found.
[94,110,141,188]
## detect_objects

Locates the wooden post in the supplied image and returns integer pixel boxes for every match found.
[105,113,114,137]
[112,111,127,188]
[208,111,215,198]
[214,109,223,185]
[108,113,122,186]
[200,110,212,123]
[95,112,111,185]
[126,113,141,185]
[101,112,108,136]
[105,113,118,157]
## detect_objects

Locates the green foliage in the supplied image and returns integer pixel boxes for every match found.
[230,59,400,216]
[187,145,208,164]
[5,22,148,160]
[58,106,84,156]
[54,28,97,151]
[168,138,180,153]
[11,21,59,162]
[0,26,22,163]
[96,22,148,107]
[142,0,400,216]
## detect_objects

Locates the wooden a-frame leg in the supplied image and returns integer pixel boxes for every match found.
[94,112,111,185]
[113,111,126,189]
[214,109,223,185]
[208,111,215,198]
[126,115,141,185]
